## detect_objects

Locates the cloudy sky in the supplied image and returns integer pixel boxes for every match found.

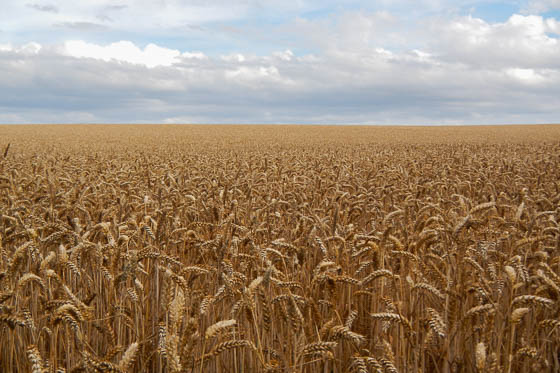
[1,1,559,124]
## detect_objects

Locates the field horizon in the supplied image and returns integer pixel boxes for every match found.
[1,124,560,147]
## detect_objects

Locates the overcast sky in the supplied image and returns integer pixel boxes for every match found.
[1,1,559,124]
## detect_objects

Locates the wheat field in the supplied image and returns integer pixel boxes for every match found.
[1,124,560,373]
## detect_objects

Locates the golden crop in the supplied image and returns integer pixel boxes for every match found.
[1,124,559,372]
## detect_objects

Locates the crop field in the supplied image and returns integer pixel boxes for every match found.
[1,124,560,373]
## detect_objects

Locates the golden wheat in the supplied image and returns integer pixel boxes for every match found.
[0,124,559,372]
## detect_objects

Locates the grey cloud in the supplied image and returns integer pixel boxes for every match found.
[26,3,59,13]
[96,14,113,22]
[2,10,560,125]
[53,22,108,31]
[106,5,128,11]
[96,4,128,22]
[524,0,560,13]
[183,24,205,31]
[0,43,559,125]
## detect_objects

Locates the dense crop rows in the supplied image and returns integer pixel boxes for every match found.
[1,125,560,372]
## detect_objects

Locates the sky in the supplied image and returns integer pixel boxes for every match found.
[0,1,559,125]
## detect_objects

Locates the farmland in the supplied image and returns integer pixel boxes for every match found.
[1,124,560,372]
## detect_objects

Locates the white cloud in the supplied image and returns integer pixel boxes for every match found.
[221,53,247,63]
[20,42,42,54]
[429,14,560,68]
[272,50,294,61]
[506,68,546,84]
[62,40,197,67]
[225,66,282,85]
[545,17,560,33]
[182,51,207,60]
[0,42,42,54]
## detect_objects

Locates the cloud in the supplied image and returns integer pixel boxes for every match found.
[0,33,559,125]
[54,22,108,31]
[4,1,543,53]
[26,3,58,13]
[0,42,42,54]
[105,5,127,11]
[96,4,128,22]
[506,68,547,84]
[290,10,403,53]
[1,4,560,125]
[524,0,560,14]
[427,14,560,69]
[62,40,189,67]
[1,0,251,43]
[95,14,113,22]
